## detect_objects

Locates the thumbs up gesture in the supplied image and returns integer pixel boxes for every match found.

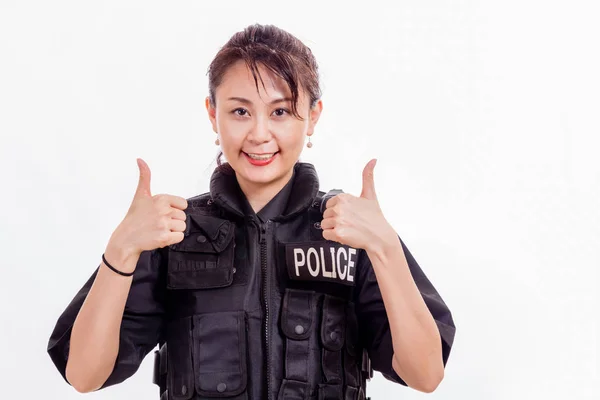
[321,159,397,253]
[107,159,188,267]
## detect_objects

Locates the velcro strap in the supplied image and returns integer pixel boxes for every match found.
[277,379,309,400]
[152,344,168,386]
[159,343,167,376]
[152,349,160,386]
[318,383,343,400]
[285,339,309,382]
[343,349,360,388]
[322,349,342,384]
[344,386,358,400]
[361,348,373,379]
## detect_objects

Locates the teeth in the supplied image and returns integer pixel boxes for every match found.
[247,153,275,160]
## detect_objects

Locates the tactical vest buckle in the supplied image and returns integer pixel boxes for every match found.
[320,189,344,213]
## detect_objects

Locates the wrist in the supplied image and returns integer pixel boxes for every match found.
[366,226,399,257]
[104,240,140,274]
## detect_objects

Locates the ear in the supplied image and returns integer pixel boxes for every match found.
[306,99,323,136]
[205,96,218,133]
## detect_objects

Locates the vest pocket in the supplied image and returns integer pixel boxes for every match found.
[192,311,248,399]
[320,295,346,352]
[278,289,316,400]
[281,289,314,341]
[167,215,236,290]
[166,317,194,400]
[343,303,362,389]
[319,295,347,395]
[345,303,358,357]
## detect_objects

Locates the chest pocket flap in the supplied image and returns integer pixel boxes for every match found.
[167,214,236,290]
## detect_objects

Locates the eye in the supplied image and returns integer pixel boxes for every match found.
[233,108,248,117]
[273,108,289,117]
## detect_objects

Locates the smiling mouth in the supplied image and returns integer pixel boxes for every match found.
[244,152,279,160]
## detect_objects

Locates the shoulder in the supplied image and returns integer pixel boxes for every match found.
[186,192,212,208]
[183,192,221,218]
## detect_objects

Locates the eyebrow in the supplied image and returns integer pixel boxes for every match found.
[227,96,292,105]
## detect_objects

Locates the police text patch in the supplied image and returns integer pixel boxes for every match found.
[285,242,357,286]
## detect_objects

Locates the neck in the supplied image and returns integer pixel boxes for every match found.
[237,168,294,213]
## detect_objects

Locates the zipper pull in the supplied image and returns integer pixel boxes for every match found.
[259,219,271,243]
[259,222,266,243]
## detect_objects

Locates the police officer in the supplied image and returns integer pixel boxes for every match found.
[48,24,456,399]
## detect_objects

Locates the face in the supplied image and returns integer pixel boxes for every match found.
[206,60,322,191]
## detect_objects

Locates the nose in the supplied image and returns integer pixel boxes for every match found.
[247,115,272,144]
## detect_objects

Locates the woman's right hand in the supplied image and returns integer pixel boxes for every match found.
[104,158,188,271]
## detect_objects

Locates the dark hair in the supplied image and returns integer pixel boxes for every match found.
[207,24,322,165]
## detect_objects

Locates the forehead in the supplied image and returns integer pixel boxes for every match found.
[215,60,292,102]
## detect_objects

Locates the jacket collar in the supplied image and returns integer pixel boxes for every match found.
[209,161,320,220]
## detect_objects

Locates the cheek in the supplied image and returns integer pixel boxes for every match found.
[215,114,232,133]
[217,117,245,145]
[278,121,308,148]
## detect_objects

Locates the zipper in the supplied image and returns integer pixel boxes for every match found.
[259,219,273,400]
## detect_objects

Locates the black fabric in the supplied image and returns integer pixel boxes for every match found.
[320,295,346,386]
[166,317,194,400]
[281,289,314,341]
[318,383,343,400]
[276,379,309,400]
[47,161,456,399]
[344,386,360,400]
[166,217,236,290]
[209,162,315,221]
[343,303,361,389]
[256,169,296,222]
[280,288,314,391]
[193,311,248,398]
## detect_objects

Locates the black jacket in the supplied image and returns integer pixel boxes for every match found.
[48,162,456,400]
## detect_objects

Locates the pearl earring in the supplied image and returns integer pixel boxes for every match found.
[306,135,313,148]
[215,138,220,146]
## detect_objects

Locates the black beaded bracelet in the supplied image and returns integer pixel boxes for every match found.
[102,253,134,277]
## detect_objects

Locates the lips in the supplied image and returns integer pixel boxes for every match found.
[243,151,279,166]
[245,152,277,160]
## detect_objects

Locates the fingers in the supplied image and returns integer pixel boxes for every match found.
[325,193,348,209]
[168,195,188,210]
[135,158,152,198]
[360,158,377,200]
[320,217,336,230]
[133,158,187,211]
[322,205,340,220]
[325,196,338,209]
[169,218,187,233]
[321,225,344,243]
[154,194,188,210]
[322,228,335,242]
[168,208,187,221]
[164,231,185,246]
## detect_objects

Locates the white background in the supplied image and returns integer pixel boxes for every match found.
[1,0,598,399]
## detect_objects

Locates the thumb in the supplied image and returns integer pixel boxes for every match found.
[360,158,378,200]
[134,158,152,199]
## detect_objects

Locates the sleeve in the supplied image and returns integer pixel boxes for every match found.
[353,236,456,386]
[46,248,167,389]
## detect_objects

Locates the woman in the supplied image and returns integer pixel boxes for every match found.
[48,24,455,399]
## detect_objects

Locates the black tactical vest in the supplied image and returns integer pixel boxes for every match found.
[47,162,455,399]
[151,175,373,400]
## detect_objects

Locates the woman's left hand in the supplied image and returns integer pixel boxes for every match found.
[321,159,398,254]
